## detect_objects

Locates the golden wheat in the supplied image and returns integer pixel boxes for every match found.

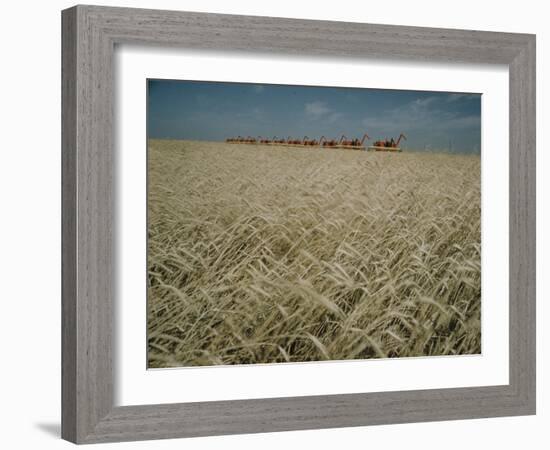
[147,139,481,368]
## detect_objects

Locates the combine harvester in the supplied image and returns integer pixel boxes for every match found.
[269,136,287,145]
[243,136,258,144]
[225,131,407,152]
[302,136,322,147]
[257,136,273,144]
[284,136,308,147]
[368,134,406,152]
[225,136,243,143]
[320,136,340,148]
[335,133,370,150]
[225,136,258,144]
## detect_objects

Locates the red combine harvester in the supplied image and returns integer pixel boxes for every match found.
[242,136,257,144]
[270,136,287,145]
[225,132,406,152]
[320,136,339,148]
[302,136,322,146]
[225,136,243,143]
[368,133,406,152]
[285,137,304,146]
[336,133,370,150]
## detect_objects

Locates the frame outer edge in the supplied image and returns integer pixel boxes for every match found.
[61,5,78,443]
[61,5,537,444]
[527,35,536,414]
[509,34,536,413]
[63,5,116,443]
[510,35,536,414]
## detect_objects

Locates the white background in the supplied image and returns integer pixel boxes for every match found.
[116,47,509,405]
[0,0,546,449]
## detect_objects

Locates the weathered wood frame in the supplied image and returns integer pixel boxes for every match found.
[62,5,536,444]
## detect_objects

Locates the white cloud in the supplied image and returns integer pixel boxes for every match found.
[327,112,344,123]
[305,101,331,118]
[362,94,480,136]
[412,96,438,108]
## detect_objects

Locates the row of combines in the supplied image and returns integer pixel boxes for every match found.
[225,133,406,152]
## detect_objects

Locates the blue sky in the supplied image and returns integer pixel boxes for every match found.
[148,79,481,154]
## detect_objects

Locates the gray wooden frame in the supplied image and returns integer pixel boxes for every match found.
[62,4,536,444]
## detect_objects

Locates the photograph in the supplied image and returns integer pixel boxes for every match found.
[146,80,482,368]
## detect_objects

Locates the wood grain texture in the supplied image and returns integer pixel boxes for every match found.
[508,36,536,409]
[61,7,77,443]
[61,4,536,444]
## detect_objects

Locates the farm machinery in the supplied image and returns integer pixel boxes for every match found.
[302,136,322,146]
[226,136,258,144]
[225,131,407,152]
[225,136,243,143]
[336,133,370,150]
[284,136,306,146]
[270,136,287,144]
[320,136,339,148]
[368,133,406,152]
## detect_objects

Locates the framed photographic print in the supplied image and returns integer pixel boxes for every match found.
[62,5,536,444]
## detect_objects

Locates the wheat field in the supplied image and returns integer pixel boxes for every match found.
[147,139,481,368]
